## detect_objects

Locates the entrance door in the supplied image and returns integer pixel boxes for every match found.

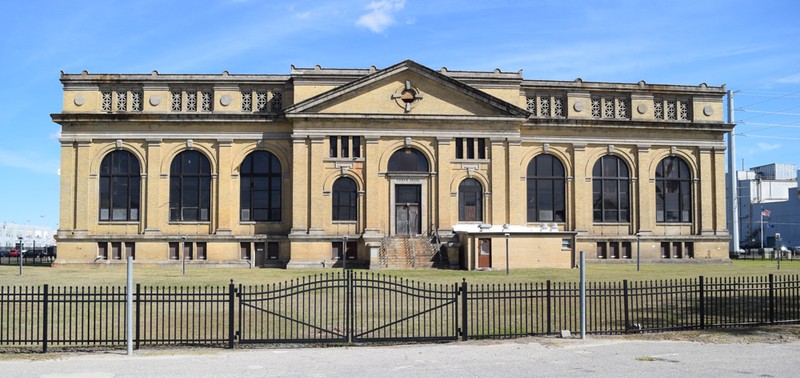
[478,238,492,268]
[395,184,421,235]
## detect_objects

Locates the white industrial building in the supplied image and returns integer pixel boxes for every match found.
[729,163,800,252]
[0,222,57,251]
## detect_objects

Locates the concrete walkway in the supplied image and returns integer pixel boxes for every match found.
[2,337,800,377]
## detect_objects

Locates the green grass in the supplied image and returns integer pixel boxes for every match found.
[2,259,799,287]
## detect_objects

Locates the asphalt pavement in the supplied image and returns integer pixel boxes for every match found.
[2,337,799,377]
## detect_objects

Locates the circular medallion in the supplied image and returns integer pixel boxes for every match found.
[220,94,232,107]
[637,103,648,114]
[703,105,714,116]
[73,95,85,107]
[573,101,584,112]
[149,94,161,106]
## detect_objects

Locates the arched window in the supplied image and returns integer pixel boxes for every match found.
[99,150,141,221]
[240,151,282,221]
[526,154,566,222]
[458,178,483,222]
[388,148,429,172]
[332,177,357,221]
[170,150,211,222]
[656,156,692,223]
[592,156,630,223]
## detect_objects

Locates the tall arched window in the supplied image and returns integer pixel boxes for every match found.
[388,148,429,172]
[592,155,630,222]
[527,154,566,222]
[240,151,282,222]
[99,150,141,221]
[458,178,483,222]
[170,150,211,222]
[656,156,692,223]
[332,177,357,221]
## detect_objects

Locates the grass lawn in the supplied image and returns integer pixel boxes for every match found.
[2,259,799,287]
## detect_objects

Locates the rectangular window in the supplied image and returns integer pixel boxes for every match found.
[561,238,572,250]
[240,242,251,260]
[125,242,135,260]
[332,241,357,260]
[111,242,122,260]
[661,242,670,258]
[621,242,631,259]
[184,242,194,260]
[455,138,488,159]
[196,242,206,260]
[685,242,694,258]
[329,136,361,158]
[609,242,619,259]
[596,242,607,259]
[98,242,108,260]
[268,242,279,260]
[169,242,179,260]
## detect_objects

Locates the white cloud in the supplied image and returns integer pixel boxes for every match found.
[757,142,781,151]
[356,0,405,33]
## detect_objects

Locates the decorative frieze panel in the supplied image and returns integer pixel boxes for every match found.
[239,89,283,114]
[588,96,629,119]
[654,98,691,121]
[526,94,566,118]
[101,91,112,112]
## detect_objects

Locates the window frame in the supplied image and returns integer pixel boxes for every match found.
[655,156,692,223]
[458,178,483,222]
[169,150,212,222]
[99,150,141,222]
[240,150,282,222]
[592,155,631,223]
[526,154,566,222]
[332,177,358,222]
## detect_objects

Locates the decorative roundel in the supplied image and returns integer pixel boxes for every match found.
[73,95,85,106]
[220,94,232,107]
[637,103,648,114]
[703,105,714,116]
[392,80,423,112]
[149,94,161,106]
[573,101,584,112]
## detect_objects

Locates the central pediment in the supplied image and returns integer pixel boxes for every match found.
[285,60,529,120]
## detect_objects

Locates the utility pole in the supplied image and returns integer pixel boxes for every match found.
[728,90,740,254]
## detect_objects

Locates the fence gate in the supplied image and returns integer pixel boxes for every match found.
[237,271,459,344]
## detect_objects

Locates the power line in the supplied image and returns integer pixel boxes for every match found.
[736,109,800,117]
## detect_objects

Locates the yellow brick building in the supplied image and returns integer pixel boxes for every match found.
[51,60,732,269]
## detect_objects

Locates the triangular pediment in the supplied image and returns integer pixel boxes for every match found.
[285,60,529,120]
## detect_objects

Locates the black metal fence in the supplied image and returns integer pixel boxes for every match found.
[2,273,799,352]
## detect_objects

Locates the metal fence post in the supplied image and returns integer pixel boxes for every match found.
[228,280,235,349]
[699,276,705,330]
[346,271,353,344]
[135,283,141,350]
[623,280,630,334]
[460,279,468,341]
[769,274,775,324]
[546,280,552,335]
[42,284,49,353]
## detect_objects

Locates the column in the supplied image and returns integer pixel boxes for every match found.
[572,143,590,233]
[290,135,309,234]
[436,137,452,230]
[713,147,729,235]
[489,137,506,225]
[308,136,325,235]
[144,139,161,234]
[73,139,92,235]
[636,145,654,235]
[59,140,77,232]
[699,147,715,235]
[506,138,524,225]
[215,139,233,235]
[363,136,382,234]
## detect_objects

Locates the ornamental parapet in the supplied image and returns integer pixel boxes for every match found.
[521,79,726,124]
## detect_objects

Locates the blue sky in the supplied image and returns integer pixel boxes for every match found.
[1,0,799,229]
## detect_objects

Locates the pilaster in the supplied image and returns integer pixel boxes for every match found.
[489,137,507,225]
[290,135,309,234]
[73,139,92,235]
[713,147,729,235]
[308,136,325,235]
[572,143,591,233]
[507,138,524,225]
[436,137,452,229]
[636,145,654,235]
[699,146,715,235]
[364,136,382,234]
[144,139,161,234]
[215,139,233,235]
